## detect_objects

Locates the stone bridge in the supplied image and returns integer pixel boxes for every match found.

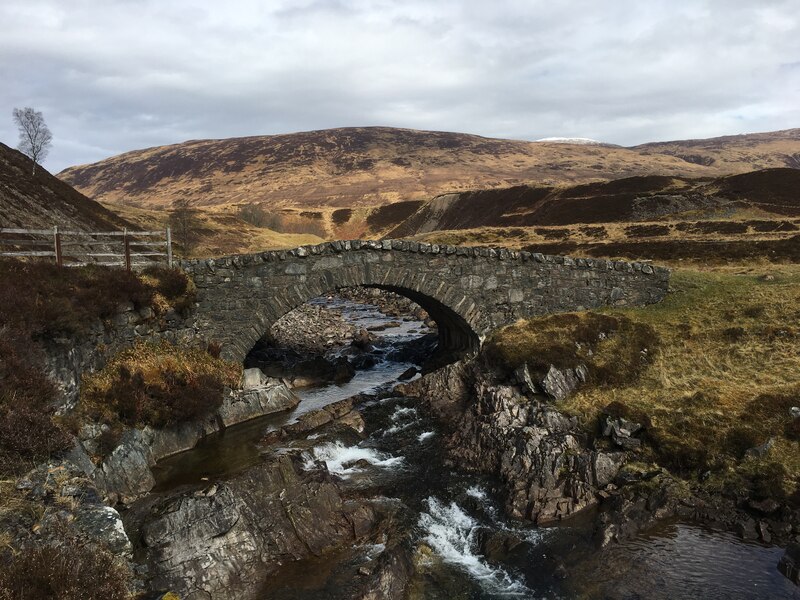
[180,240,670,363]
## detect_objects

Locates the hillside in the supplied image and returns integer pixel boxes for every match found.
[58,127,800,215]
[388,168,800,264]
[634,128,800,170]
[58,126,747,211]
[389,168,800,236]
[0,142,130,231]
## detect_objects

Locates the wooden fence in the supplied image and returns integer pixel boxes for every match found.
[0,226,173,270]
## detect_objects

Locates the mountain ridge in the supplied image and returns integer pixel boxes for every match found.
[57,126,799,212]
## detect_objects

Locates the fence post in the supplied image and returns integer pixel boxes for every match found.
[123,228,131,272]
[166,226,173,268]
[53,226,63,267]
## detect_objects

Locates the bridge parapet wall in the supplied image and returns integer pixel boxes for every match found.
[180,240,670,362]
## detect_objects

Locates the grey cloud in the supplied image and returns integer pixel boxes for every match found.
[0,0,797,172]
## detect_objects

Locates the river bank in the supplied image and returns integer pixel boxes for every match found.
[132,293,799,597]
[2,281,798,598]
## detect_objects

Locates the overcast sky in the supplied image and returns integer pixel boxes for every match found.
[1,0,798,173]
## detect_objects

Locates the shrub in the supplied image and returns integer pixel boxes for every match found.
[141,265,196,314]
[0,328,72,475]
[0,540,132,600]
[0,260,148,338]
[81,341,241,430]
[0,259,195,339]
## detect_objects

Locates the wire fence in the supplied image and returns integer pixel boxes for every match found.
[0,226,173,270]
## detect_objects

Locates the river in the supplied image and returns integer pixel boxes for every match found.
[150,296,800,599]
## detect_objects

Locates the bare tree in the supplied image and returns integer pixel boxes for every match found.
[12,107,52,175]
[169,199,202,255]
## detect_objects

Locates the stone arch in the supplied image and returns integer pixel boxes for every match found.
[221,266,484,364]
[181,241,670,365]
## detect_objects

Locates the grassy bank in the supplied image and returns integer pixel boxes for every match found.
[79,340,241,455]
[488,265,800,502]
[0,260,197,476]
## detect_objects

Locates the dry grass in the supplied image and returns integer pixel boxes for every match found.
[103,202,324,258]
[81,340,242,433]
[0,537,133,600]
[490,265,800,496]
[417,219,800,251]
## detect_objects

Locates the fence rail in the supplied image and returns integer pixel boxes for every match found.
[0,226,173,270]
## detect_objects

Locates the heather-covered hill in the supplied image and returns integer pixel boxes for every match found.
[58,126,722,210]
[0,142,130,231]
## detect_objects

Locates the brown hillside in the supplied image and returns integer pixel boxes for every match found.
[634,128,800,170]
[58,126,735,211]
[389,169,800,236]
[0,142,131,231]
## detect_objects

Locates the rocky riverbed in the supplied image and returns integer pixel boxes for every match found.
[4,289,798,598]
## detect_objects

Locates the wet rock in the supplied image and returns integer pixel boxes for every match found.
[778,543,800,586]
[283,408,334,435]
[280,399,361,438]
[737,517,759,541]
[386,333,438,365]
[539,364,588,401]
[351,353,381,370]
[475,528,523,563]
[353,546,414,600]
[417,365,601,524]
[140,455,376,600]
[340,410,367,434]
[352,328,373,350]
[397,367,418,381]
[219,379,300,427]
[758,521,772,543]
[594,474,684,546]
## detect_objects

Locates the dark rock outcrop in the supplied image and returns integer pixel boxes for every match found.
[402,360,625,524]
[140,454,377,600]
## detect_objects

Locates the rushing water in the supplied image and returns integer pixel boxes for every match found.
[152,296,800,599]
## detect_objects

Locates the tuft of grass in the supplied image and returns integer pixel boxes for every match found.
[485,312,657,388]
[81,340,242,432]
[0,538,133,600]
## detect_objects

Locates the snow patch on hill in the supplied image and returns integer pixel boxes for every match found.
[534,137,604,145]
